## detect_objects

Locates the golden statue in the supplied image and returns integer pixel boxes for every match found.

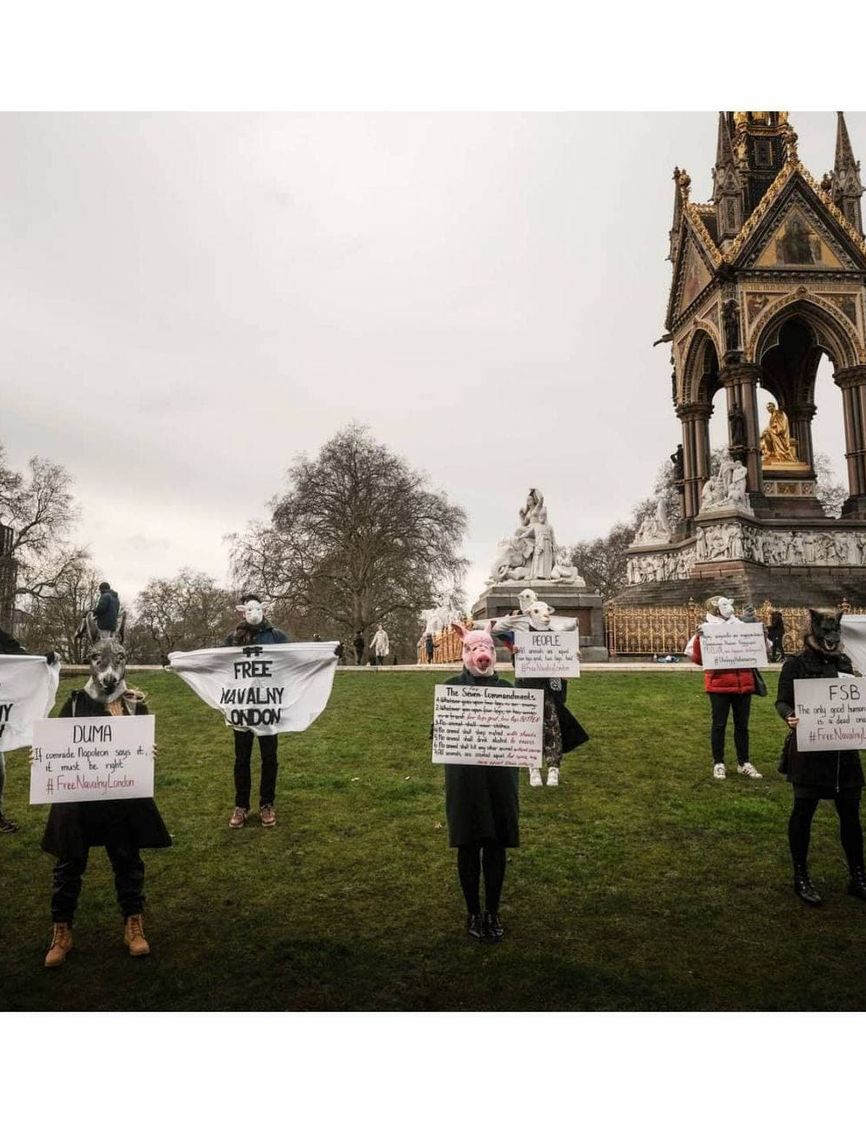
[760,401,798,464]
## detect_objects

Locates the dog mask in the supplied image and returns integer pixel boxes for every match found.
[807,609,843,655]
[453,621,496,677]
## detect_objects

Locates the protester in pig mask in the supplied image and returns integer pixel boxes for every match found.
[223,593,291,830]
[493,596,588,788]
[439,621,518,942]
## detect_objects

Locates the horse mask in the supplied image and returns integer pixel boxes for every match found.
[453,621,496,677]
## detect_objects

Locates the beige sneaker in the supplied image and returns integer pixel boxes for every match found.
[123,914,150,957]
[229,806,248,829]
[260,804,276,828]
[547,767,560,786]
[44,922,73,969]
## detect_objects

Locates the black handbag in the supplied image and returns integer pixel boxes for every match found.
[753,669,768,697]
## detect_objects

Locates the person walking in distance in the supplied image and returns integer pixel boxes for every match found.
[353,630,365,666]
[371,623,389,668]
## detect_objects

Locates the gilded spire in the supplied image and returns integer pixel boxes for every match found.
[835,111,856,174]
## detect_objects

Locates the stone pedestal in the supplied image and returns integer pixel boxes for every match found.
[471,581,608,661]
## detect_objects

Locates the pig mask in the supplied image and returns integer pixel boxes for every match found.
[453,621,497,677]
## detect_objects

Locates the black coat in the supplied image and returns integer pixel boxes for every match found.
[93,590,120,632]
[775,646,864,798]
[41,690,172,859]
[223,623,290,647]
[442,670,520,848]
[514,675,589,753]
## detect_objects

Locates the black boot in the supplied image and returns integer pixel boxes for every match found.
[484,911,504,942]
[793,864,823,907]
[466,913,486,940]
[847,866,866,901]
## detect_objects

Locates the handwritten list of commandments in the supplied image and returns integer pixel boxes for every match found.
[30,716,156,804]
[794,679,866,752]
[432,684,543,768]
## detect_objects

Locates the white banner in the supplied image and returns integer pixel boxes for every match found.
[514,628,581,678]
[793,678,866,752]
[29,715,156,803]
[168,642,338,734]
[700,624,768,670]
[0,655,61,753]
[842,615,866,675]
[432,684,543,768]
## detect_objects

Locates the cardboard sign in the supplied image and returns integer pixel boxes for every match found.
[700,624,768,670]
[432,684,543,768]
[514,628,581,678]
[29,715,156,804]
[793,678,866,752]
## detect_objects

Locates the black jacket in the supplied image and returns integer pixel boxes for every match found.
[41,689,172,859]
[775,645,864,796]
[514,675,589,753]
[223,623,290,647]
[93,590,120,631]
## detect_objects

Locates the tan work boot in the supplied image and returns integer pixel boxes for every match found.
[44,922,73,969]
[123,914,150,957]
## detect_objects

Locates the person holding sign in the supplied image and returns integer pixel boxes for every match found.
[440,622,520,942]
[1,627,60,834]
[40,617,169,968]
[493,598,588,787]
[775,609,866,907]
[685,596,762,780]
[224,593,291,829]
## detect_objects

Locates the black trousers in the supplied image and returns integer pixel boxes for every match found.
[233,730,278,809]
[51,845,145,923]
[788,794,864,871]
[709,692,752,765]
[457,842,507,914]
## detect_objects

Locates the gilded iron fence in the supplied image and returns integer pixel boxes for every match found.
[416,619,475,664]
[604,599,865,659]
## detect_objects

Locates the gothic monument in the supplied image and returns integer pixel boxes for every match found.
[622,111,866,606]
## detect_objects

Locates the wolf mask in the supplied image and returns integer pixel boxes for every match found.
[805,609,844,656]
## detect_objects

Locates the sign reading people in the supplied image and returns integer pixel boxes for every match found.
[700,624,768,670]
[168,642,338,734]
[432,684,543,768]
[29,715,155,803]
[0,655,61,753]
[793,678,866,752]
[514,628,581,678]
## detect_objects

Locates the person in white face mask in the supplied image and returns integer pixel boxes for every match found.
[685,595,762,781]
[223,594,291,829]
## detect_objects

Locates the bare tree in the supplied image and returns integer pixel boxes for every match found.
[133,569,237,662]
[16,560,101,662]
[229,425,467,649]
[814,452,847,518]
[0,446,87,603]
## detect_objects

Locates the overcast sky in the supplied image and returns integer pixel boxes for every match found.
[1,112,860,613]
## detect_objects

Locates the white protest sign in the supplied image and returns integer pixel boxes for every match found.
[793,679,866,753]
[842,615,866,675]
[432,684,543,768]
[168,643,337,734]
[700,623,768,670]
[29,715,155,804]
[514,628,581,678]
[0,655,61,753]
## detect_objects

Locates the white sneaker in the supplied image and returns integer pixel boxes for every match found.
[737,762,763,779]
[547,767,560,786]
[529,767,543,787]
[713,763,726,780]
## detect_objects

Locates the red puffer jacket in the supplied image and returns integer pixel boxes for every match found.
[690,635,756,695]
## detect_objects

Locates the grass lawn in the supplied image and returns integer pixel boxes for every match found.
[1,667,864,1012]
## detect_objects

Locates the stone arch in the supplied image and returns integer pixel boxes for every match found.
[681,329,721,406]
[749,293,862,370]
